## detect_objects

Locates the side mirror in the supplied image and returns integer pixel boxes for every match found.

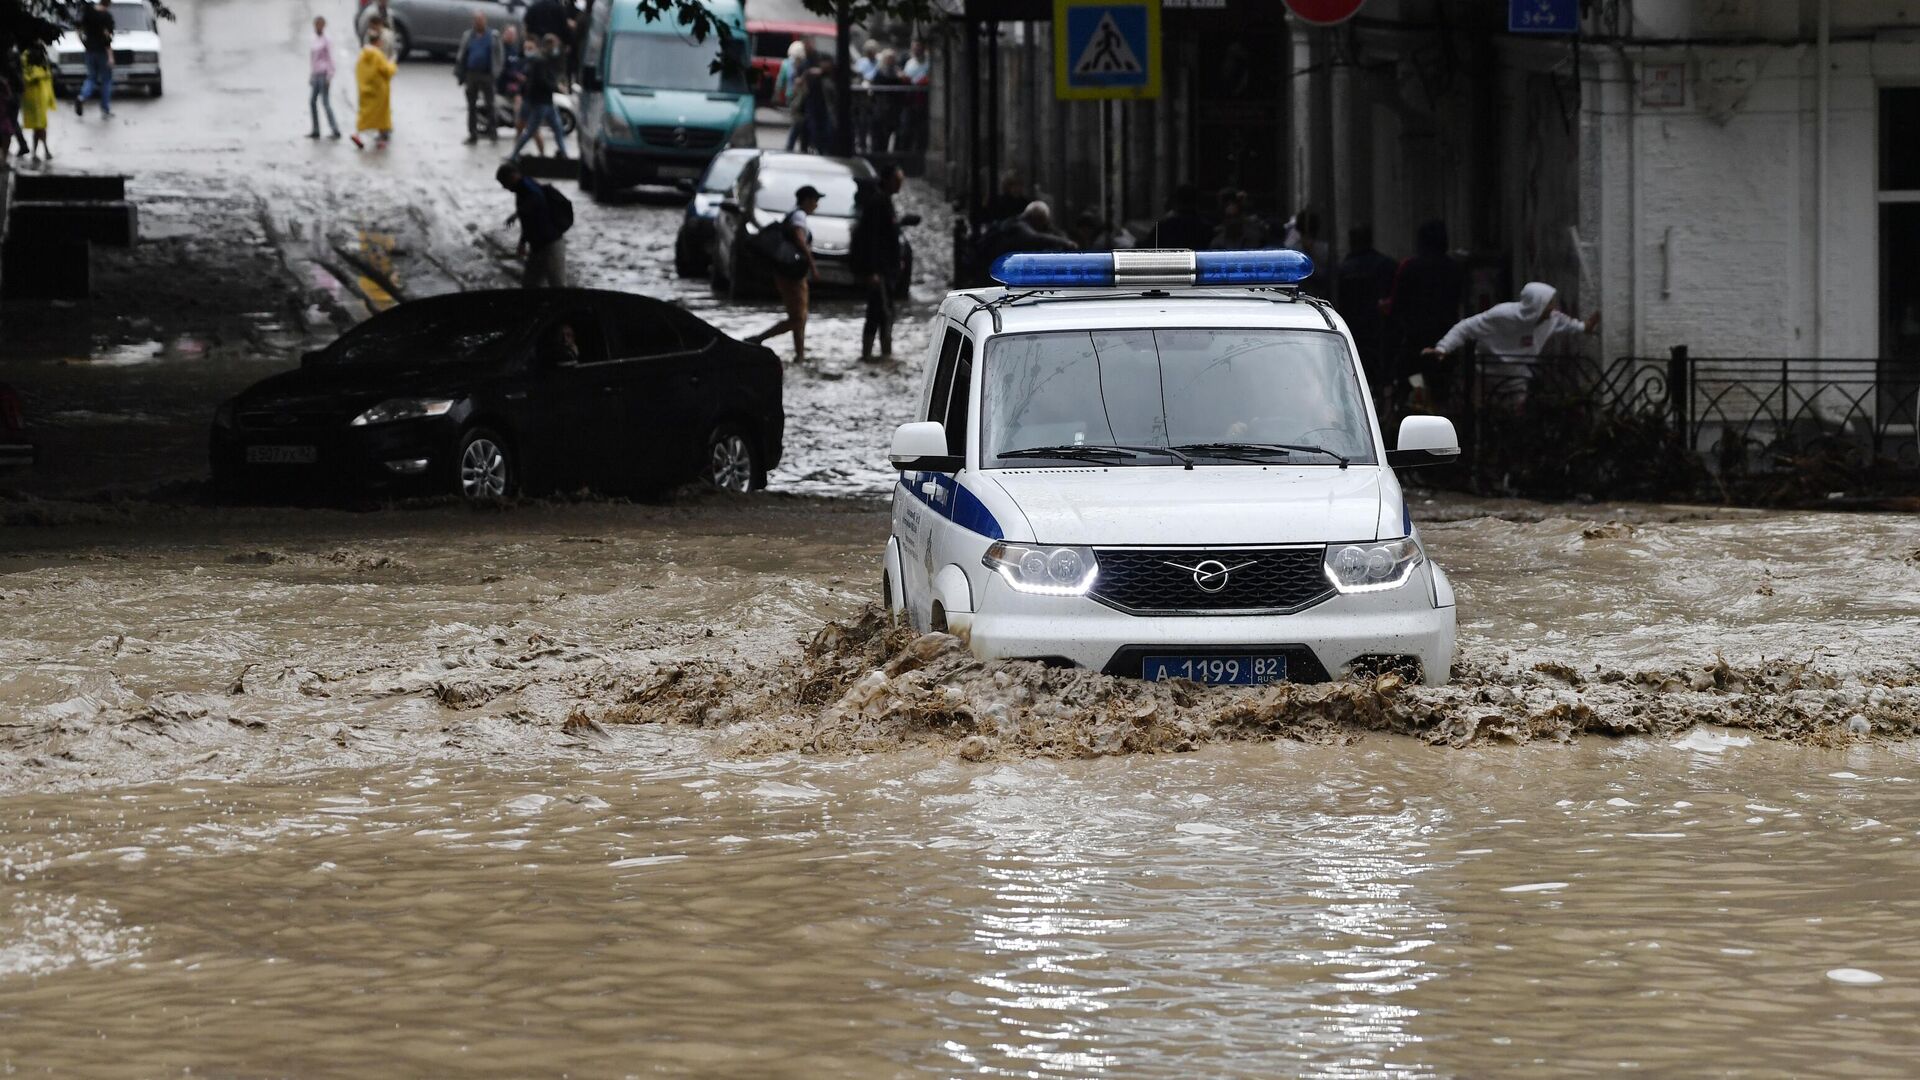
[889,421,961,473]
[1387,415,1461,468]
[898,213,922,228]
[580,66,601,92]
[718,199,741,215]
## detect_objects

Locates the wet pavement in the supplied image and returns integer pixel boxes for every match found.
[5,3,1920,1075]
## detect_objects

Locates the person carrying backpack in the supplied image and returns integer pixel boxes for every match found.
[497,161,574,287]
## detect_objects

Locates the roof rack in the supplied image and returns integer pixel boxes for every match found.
[962,283,1327,334]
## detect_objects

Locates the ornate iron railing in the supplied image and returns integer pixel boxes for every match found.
[1450,348,1920,499]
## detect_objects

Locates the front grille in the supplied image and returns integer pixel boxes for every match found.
[111,49,133,64]
[638,126,725,150]
[1090,546,1332,615]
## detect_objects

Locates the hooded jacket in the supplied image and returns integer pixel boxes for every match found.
[1433,281,1584,361]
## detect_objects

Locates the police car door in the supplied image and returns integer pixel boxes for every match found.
[893,322,966,630]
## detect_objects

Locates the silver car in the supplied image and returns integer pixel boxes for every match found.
[353,0,532,61]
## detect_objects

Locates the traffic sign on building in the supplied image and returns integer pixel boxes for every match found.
[1053,0,1162,100]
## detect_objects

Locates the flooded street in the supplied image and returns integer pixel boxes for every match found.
[5,1,1920,1073]
[2,497,1919,1074]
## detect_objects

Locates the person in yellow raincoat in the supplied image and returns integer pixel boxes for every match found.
[21,58,54,162]
[352,30,397,148]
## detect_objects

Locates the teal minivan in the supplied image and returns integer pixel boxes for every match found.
[577,0,757,198]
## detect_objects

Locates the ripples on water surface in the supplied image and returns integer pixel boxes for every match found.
[4,738,1920,1076]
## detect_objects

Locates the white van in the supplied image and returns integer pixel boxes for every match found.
[883,249,1461,686]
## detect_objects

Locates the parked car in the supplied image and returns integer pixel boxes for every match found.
[675,148,759,278]
[354,0,527,61]
[0,383,34,468]
[52,1,162,97]
[575,0,756,198]
[210,289,783,501]
[746,18,835,104]
[710,152,915,300]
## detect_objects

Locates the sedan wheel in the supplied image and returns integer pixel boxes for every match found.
[705,425,757,493]
[458,429,512,500]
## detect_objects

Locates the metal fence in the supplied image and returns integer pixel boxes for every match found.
[1452,348,1920,500]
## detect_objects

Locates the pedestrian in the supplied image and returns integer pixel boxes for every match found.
[307,16,343,139]
[978,201,1074,272]
[981,170,1029,225]
[748,185,822,364]
[1281,207,1329,295]
[853,39,880,82]
[498,26,541,154]
[74,0,114,119]
[3,48,28,158]
[903,39,930,83]
[780,43,813,151]
[523,0,574,64]
[1385,220,1467,408]
[1423,281,1599,409]
[497,161,573,287]
[1333,224,1399,403]
[802,58,835,155]
[1152,184,1213,249]
[363,13,400,61]
[455,11,503,145]
[352,29,398,149]
[1208,189,1267,249]
[900,39,930,152]
[507,34,568,161]
[852,165,905,362]
[0,76,17,167]
[20,55,52,161]
[866,49,906,154]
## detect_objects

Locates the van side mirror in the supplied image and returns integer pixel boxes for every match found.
[1387,415,1461,468]
[889,421,961,472]
[580,66,602,92]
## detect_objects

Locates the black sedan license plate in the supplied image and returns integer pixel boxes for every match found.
[1142,655,1287,685]
[245,445,318,465]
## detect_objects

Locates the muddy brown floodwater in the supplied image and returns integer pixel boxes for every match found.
[3,496,1920,1075]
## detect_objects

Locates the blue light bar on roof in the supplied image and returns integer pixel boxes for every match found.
[989,249,1314,288]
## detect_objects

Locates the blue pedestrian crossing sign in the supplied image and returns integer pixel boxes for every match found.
[1054,0,1161,101]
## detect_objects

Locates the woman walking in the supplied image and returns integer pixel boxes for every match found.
[748,185,821,363]
[308,15,342,139]
[352,29,398,149]
[20,56,53,162]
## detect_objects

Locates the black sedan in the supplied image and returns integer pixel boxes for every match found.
[210,289,784,501]
[709,152,914,300]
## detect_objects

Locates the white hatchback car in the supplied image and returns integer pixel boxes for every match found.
[883,249,1461,686]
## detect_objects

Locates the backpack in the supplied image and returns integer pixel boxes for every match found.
[541,183,574,235]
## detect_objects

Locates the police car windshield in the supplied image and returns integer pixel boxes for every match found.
[983,328,1376,467]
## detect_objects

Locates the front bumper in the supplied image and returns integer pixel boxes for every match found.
[597,143,725,187]
[965,565,1457,685]
[209,418,457,496]
[56,63,159,90]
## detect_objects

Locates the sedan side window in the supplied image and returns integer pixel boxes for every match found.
[603,302,684,362]
[542,311,609,367]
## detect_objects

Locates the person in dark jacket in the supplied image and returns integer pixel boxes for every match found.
[1386,220,1467,408]
[497,162,567,287]
[852,166,906,362]
[506,34,568,160]
[1153,184,1213,249]
[74,0,113,118]
[1334,224,1399,403]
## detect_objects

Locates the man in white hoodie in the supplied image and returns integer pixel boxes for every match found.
[1423,281,1599,407]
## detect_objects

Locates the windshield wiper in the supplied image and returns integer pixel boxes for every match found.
[999,444,1197,469]
[1172,442,1351,469]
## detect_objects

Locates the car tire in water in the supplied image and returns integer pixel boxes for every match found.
[456,427,514,501]
[392,22,412,62]
[558,107,577,137]
[704,423,761,492]
[151,79,162,98]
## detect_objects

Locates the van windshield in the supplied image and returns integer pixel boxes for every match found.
[982,328,1376,466]
[608,31,749,94]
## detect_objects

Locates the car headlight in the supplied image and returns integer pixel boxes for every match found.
[1323,537,1424,593]
[349,398,455,427]
[728,122,755,148]
[604,108,633,140]
[983,541,1099,596]
[133,51,158,63]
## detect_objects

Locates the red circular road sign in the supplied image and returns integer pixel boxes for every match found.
[1284,0,1366,25]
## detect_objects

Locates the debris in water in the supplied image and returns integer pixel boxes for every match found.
[1848,715,1872,736]
[1826,968,1884,985]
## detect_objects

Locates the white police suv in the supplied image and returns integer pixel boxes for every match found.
[882,249,1461,686]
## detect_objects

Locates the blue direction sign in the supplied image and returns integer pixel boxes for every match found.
[1509,0,1579,34]
[1053,0,1162,101]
